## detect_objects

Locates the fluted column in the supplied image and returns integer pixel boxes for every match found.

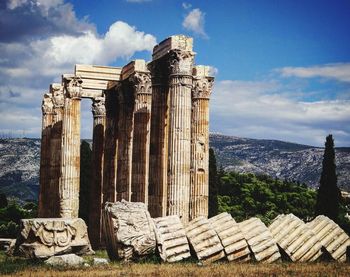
[89,96,106,249]
[130,72,152,204]
[116,82,134,201]
[59,76,83,218]
[102,87,119,203]
[148,59,169,217]
[38,93,54,217]
[49,84,64,217]
[166,49,194,223]
[189,66,214,220]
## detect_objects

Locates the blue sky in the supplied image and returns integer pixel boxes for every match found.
[0,0,349,146]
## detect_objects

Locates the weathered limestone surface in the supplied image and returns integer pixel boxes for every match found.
[102,88,119,203]
[148,58,169,218]
[59,76,83,218]
[208,213,251,262]
[48,83,64,218]
[307,215,350,262]
[102,201,156,261]
[239,217,281,263]
[153,215,191,262]
[190,66,214,220]
[167,47,194,223]
[88,96,106,249]
[116,82,135,202]
[268,214,323,262]
[12,218,93,259]
[185,216,225,263]
[38,93,54,218]
[45,254,85,267]
[129,63,152,205]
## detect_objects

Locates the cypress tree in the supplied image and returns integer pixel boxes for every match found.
[315,134,341,221]
[79,140,92,224]
[209,148,219,217]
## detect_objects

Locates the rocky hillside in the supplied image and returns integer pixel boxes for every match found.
[0,136,349,201]
[210,134,350,190]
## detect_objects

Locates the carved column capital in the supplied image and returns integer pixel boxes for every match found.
[168,50,195,76]
[92,96,106,117]
[42,93,54,115]
[51,85,64,108]
[130,72,152,95]
[64,77,83,99]
[192,77,214,99]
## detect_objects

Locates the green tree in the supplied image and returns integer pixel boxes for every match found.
[208,148,218,217]
[315,134,341,221]
[0,193,8,209]
[79,140,92,224]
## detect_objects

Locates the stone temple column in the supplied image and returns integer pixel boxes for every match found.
[49,84,65,217]
[148,58,169,217]
[89,96,106,249]
[59,76,83,218]
[38,93,54,218]
[167,47,195,223]
[189,66,214,220]
[102,87,119,203]
[127,63,152,204]
[116,81,135,202]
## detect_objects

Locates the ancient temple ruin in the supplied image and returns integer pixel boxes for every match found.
[38,35,214,248]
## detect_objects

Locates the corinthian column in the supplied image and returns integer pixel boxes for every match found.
[59,76,83,218]
[167,48,194,223]
[189,66,214,220]
[38,93,54,217]
[130,69,152,204]
[49,84,64,217]
[148,59,169,217]
[102,86,119,203]
[89,96,106,249]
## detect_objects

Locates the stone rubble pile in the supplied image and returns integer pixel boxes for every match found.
[102,202,350,263]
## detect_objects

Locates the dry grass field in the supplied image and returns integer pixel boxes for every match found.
[1,252,350,277]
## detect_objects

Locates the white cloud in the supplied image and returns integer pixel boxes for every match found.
[182,8,208,39]
[278,63,350,83]
[182,2,192,10]
[208,66,218,76]
[210,80,350,146]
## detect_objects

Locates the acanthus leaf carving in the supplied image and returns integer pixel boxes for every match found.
[192,77,214,99]
[65,77,83,99]
[130,72,152,95]
[51,85,64,108]
[92,96,106,117]
[168,50,194,76]
[42,93,54,115]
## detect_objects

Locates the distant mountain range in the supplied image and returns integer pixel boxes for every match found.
[0,136,349,202]
[210,134,350,190]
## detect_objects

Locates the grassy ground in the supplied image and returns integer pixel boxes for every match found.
[1,251,350,277]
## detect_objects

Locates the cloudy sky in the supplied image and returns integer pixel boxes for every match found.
[0,0,349,146]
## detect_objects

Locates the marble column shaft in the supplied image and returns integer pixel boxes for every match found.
[59,77,82,218]
[190,68,213,220]
[148,59,169,217]
[102,88,119,203]
[38,93,54,218]
[116,82,135,201]
[130,72,152,204]
[166,49,194,223]
[89,96,106,249]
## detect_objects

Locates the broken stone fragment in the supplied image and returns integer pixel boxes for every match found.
[153,215,191,262]
[11,218,93,259]
[45,254,84,267]
[102,200,156,261]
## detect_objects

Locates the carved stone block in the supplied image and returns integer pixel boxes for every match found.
[238,217,281,263]
[208,213,251,262]
[153,215,191,262]
[269,214,323,262]
[12,218,93,259]
[307,215,350,262]
[185,216,225,263]
[102,200,156,261]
